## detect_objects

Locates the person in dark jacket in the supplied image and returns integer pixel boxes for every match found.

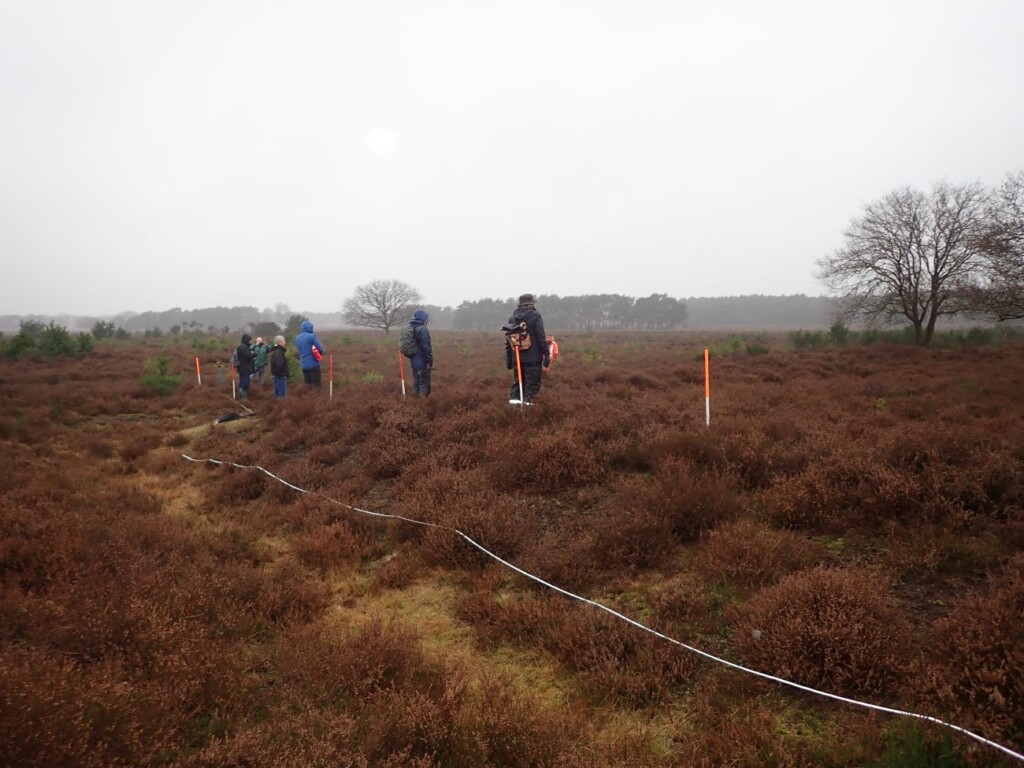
[269,335,289,399]
[294,321,325,389]
[235,333,256,399]
[505,294,549,403]
[408,309,433,397]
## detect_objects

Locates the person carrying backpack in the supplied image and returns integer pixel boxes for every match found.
[504,293,549,403]
[400,309,433,397]
[269,335,289,399]
[251,337,270,385]
[294,321,325,389]
[235,333,256,399]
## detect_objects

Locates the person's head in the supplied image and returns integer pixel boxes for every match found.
[274,335,285,348]
[518,293,535,307]
[256,337,263,345]
[241,333,252,345]
[412,308,429,325]
[301,321,314,333]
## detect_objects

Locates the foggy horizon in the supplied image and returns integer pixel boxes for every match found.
[2,1,1022,317]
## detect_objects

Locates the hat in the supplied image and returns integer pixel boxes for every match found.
[518,293,535,304]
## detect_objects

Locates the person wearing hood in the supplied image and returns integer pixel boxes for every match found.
[294,321,325,389]
[505,294,549,403]
[235,333,256,399]
[407,309,433,397]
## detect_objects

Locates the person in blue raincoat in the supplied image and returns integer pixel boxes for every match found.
[294,321,325,389]
[408,309,433,397]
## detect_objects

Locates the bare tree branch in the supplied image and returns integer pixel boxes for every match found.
[968,170,1024,320]
[342,279,422,334]
[816,182,989,346]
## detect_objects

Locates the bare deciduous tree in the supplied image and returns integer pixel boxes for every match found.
[342,279,422,334]
[816,181,989,347]
[972,170,1024,320]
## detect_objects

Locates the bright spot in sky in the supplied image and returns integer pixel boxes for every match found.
[365,127,396,154]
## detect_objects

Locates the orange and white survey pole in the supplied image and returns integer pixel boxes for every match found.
[231,361,236,400]
[704,348,711,426]
[514,346,524,408]
[398,351,407,398]
[195,357,202,386]
[329,355,334,400]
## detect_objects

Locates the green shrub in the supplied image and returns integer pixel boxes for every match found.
[789,329,827,349]
[38,322,78,356]
[77,333,94,355]
[140,356,181,396]
[828,320,849,346]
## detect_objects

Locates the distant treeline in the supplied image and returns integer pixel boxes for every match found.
[0,295,844,334]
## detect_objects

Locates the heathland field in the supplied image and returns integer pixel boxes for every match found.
[1,331,1022,767]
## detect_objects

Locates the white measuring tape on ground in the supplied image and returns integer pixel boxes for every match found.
[181,454,1023,763]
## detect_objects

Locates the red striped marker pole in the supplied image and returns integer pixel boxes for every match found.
[398,351,406,398]
[704,348,711,426]
[195,357,202,386]
[329,355,334,400]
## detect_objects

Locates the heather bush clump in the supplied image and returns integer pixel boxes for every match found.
[912,555,1024,745]
[700,518,821,590]
[732,566,910,696]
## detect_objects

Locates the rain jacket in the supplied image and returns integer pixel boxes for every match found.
[504,303,548,367]
[294,321,324,370]
[409,309,433,372]
[235,334,255,375]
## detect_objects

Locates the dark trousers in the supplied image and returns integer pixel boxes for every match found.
[302,367,322,388]
[509,362,542,402]
[238,371,252,398]
[412,368,431,397]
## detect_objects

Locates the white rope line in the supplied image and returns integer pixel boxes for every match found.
[181,453,1024,763]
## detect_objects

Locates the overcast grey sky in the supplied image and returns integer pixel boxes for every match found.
[1,0,1022,316]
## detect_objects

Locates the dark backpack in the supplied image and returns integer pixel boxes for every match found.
[502,320,532,351]
[399,325,419,357]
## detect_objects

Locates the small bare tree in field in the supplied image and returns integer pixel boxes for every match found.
[816,181,989,347]
[972,170,1024,321]
[343,279,422,334]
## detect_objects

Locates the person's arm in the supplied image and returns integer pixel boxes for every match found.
[533,315,550,367]
[419,327,433,367]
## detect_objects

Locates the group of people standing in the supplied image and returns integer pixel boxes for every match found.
[233,321,325,401]
[229,294,547,404]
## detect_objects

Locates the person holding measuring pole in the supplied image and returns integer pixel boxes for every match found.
[503,293,549,405]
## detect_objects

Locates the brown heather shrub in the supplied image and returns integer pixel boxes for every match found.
[419,493,536,570]
[455,580,699,707]
[368,551,426,592]
[248,558,332,625]
[760,467,838,530]
[573,504,676,574]
[618,457,741,542]
[515,528,601,592]
[292,520,376,573]
[544,602,702,707]
[454,670,580,766]
[912,555,1024,746]
[670,671,854,767]
[487,428,606,492]
[213,465,268,504]
[732,566,910,696]
[646,573,714,630]
[700,518,821,590]
[275,615,448,705]
[187,706,371,768]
